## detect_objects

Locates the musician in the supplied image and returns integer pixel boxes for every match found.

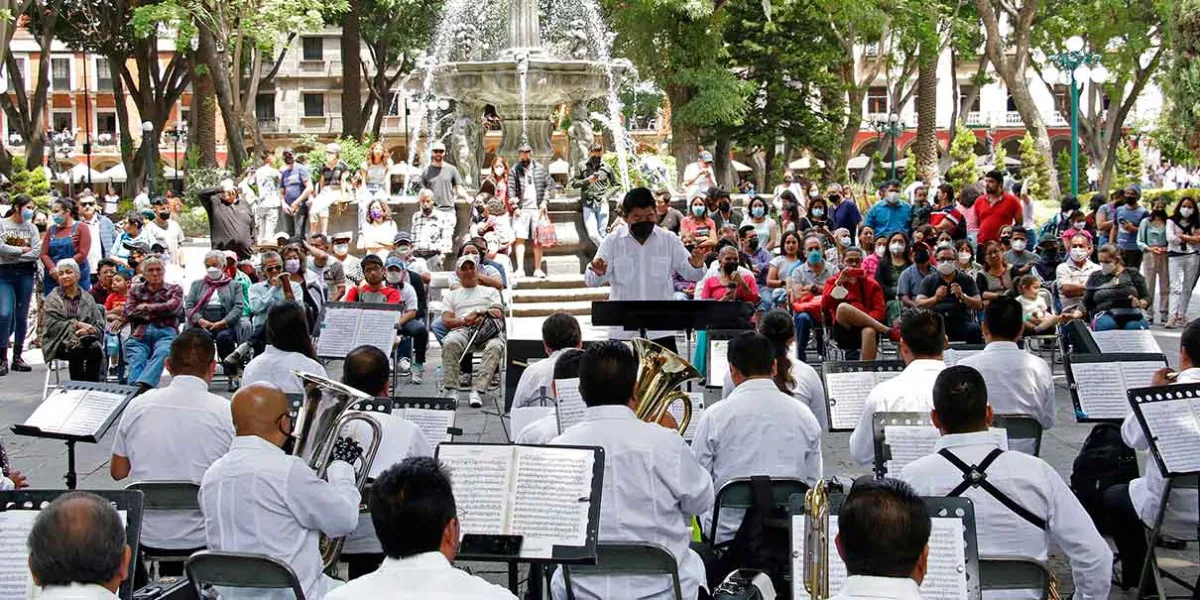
[28,492,132,600]
[550,341,714,600]
[719,309,827,429]
[584,187,706,347]
[899,366,1111,599]
[241,301,326,394]
[340,345,433,579]
[693,330,821,544]
[832,479,929,600]
[512,311,583,410]
[326,457,517,599]
[957,298,1054,453]
[200,382,360,600]
[848,308,947,464]
[441,253,505,409]
[110,328,233,576]
[513,348,585,444]
[1103,319,1200,591]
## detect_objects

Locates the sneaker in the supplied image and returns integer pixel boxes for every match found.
[468,390,484,408]
[11,355,31,372]
[887,322,902,343]
[533,269,546,279]
[397,357,412,374]
[0,361,9,377]
[410,363,423,385]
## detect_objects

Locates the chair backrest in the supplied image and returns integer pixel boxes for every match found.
[979,556,1051,600]
[185,551,305,600]
[561,542,682,600]
[992,414,1045,456]
[710,477,809,545]
[124,481,200,511]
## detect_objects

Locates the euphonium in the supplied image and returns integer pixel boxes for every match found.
[803,480,830,600]
[290,370,383,569]
[632,338,700,434]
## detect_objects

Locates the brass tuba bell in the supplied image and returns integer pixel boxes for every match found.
[632,338,700,434]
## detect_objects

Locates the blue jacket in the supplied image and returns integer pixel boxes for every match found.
[84,214,118,258]
[864,200,912,239]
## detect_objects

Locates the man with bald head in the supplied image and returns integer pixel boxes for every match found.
[28,491,131,599]
[200,382,361,599]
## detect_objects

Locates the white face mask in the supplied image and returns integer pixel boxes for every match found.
[886,191,900,204]
[206,267,223,279]
[1073,221,1087,230]
[1011,239,1027,252]
[936,261,957,276]
[386,271,404,284]
[1070,247,1089,262]
[958,252,972,264]
[838,235,851,247]
[333,244,349,255]
[875,245,886,257]
[889,242,906,256]
[1101,262,1115,275]
[1183,207,1195,218]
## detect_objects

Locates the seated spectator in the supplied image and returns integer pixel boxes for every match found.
[43,259,105,382]
[861,235,886,283]
[386,257,428,380]
[953,239,982,281]
[332,231,363,285]
[1056,233,1100,316]
[110,213,151,271]
[122,256,183,393]
[977,241,1019,303]
[91,258,118,305]
[1004,227,1042,274]
[819,247,892,361]
[344,254,402,303]
[359,198,397,259]
[410,188,453,270]
[916,245,983,343]
[863,179,912,240]
[242,300,326,394]
[791,235,839,323]
[832,479,930,600]
[856,226,876,256]
[281,242,325,336]
[700,245,760,303]
[1033,231,1064,283]
[672,269,697,301]
[1084,243,1150,331]
[431,242,506,344]
[799,196,831,231]
[512,311,583,410]
[654,188,684,235]
[681,195,718,250]
[184,250,244,367]
[28,491,133,599]
[308,234,347,302]
[1016,274,1073,333]
[746,196,778,252]
[876,232,912,323]
[441,253,506,408]
[246,251,304,331]
[766,231,803,306]
[469,234,510,288]
[104,268,132,373]
[740,225,771,294]
[897,242,933,310]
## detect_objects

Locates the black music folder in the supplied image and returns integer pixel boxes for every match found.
[1127,383,1200,478]
[822,360,906,432]
[12,381,137,443]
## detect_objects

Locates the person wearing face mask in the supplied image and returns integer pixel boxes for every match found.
[908,185,932,232]
[953,240,983,281]
[40,197,92,297]
[740,224,772,293]
[1057,209,1091,246]
[409,188,453,271]
[709,188,742,230]
[800,197,830,231]
[1137,198,1172,325]
[359,199,397,260]
[0,194,39,375]
[876,232,913,322]
[1114,184,1148,270]
[392,231,431,284]
[508,144,553,278]
[198,178,256,260]
[790,236,840,362]
[585,187,706,344]
[1084,244,1150,331]
[480,156,513,215]
[973,170,1023,245]
[863,180,912,239]
[916,245,984,343]
[820,247,892,362]
[571,143,617,248]
[200,381,359,600]
[1055,233,1099,318]
[278,148,314,237]
[384,257,428,382]
[772,170,804,204]
[145,197,186,267]
[929,184,966,241]
[280,243,325,336]
[330,231,362,286]
[862,236,886,282]
[307,234,347,302]
[1166,198,1200,327]
[897,242,933,310]
[745,196,779,252]
[700,245,760,305]
[827,183,863,233]
[681,195,718,251]
[1002,227,1041,274]
[1041,194,1081,241]
[185,250,245,370]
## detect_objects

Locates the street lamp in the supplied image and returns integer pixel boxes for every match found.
[872,113,905,180]
[166,122,188,194]
[141,121,154,197]
[48,129,76,197]
[1042,35,1109,196]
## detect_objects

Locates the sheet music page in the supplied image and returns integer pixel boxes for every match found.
[510,446,595,559]
[883,425,941,474]
[401,408,456,444]
[357,309,402,357]
[510,407,555,441]
[1139,400,1200,474]
[438,445,516,535]
[1092,329,1161,354]
[1121,361,1170,391]
[919,518,969,600]
[554,378,588,433]
[943,349,981,367]
[875,369,903,383]
[1071,362,1131,419]
[317,308,360,357]
[667,393,706,442]
[826,372,876,430]
[21,389,88,432]
[0,510,37,599]
[708,340,729,385]
[59,391,126,437]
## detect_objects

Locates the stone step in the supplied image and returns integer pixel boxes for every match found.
[510,273,594,290]
[511,300,594,317]
[510,287,609,304]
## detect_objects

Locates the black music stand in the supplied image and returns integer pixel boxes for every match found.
[1065,353,1168,423]
[592,300,750,339]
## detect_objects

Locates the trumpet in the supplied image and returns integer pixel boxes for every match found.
[632,338,700,434]
[803,480,830,600]
[290,370,383,568]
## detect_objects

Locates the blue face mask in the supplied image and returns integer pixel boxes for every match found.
[691,205,706,217]
[51,214,65,226]
[751,206,765,218]
[20,208,33,221]
[807,250,822,265]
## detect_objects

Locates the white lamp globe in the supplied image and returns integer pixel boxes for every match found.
[1090,65,1110,84]
[1065,36,1085,53]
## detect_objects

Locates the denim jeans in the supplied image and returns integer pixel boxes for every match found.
[794,312,815,363]
[431,316,450,343]
[0,264,35,355]
[396,318,429,365]
[582,200,610,247]
[1092,313,1150,331]
[124,324,178,386]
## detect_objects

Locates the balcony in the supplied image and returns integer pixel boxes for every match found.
[297,114,344,133]
[965,111,984,126]
[1049,112,1067,126]
[257,117,280,132]
[1004,111,1023,126]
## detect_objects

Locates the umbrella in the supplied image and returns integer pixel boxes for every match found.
[101,164,127,183]
[731,160,752,173]
[61,163,107,184]
[788,157,827,170]
[846,155,871,170]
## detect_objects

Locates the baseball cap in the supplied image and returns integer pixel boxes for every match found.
[331,231,353,242]
[518,143,533,153]
[456,253,478,268]
[385,256,407,271]
[151,196,168,206]
[326,142,341,154]
[150,241,167,253]
[123,239,150,253]
[1125,183,1142,196]
[274,232,291,243]
[394,231,413,246]
[699,151,714,163]
[223,250,239,261]
[430,141,447,152]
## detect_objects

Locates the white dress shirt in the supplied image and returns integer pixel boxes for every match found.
[200,435,360,600]
[900,431,1111,600]
[512,348,568,409]
[242,346,327,395]
[958,341,1054,450]
[36,583,120,600]
[110,375,234,549]
[584,224,704,339]
[342,413,433,555]
[720,352,827,429]
[848,359,945,464]
[514,413,560,445]
[326,551,517,600]
[831,576,923,600]
[549,405,714,600]
[1122,367,1200,537]
[693,378,821,544]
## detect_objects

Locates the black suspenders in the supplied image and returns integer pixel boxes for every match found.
[938,448,1048,530]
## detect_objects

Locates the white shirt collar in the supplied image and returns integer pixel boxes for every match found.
[1177,368,1200,383]
[840,575,923,599]
[906,359,946,372]
[37,583,120,599]
[583,405,638,422]
[983,341,1020,352]
[933,430,1001,451]
[230,435,285,455]
[168,374,210,390]
[380,551,451,572]
[731,377,780,396]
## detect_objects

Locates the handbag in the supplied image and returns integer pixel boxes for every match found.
[467,315,503,346]
[535,215,558,248]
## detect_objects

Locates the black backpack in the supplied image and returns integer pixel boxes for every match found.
[1070,423,1139,524]
[710,477,792,598]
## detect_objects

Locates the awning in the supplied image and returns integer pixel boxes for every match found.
[846,155,871,170]
[101,164,127,183]
[731,160,752,173]
[788,156,827,170]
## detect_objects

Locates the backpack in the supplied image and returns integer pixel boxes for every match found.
[710,477,792,598]
[1070,423,1139,524]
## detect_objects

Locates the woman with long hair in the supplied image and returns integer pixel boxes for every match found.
[766,231,803,307]
[480,156,512,215]
[777,190,804,233]
[978,240,1018,303]
[40,197,91,296]
[363,141,393,198]
[1167,196,1200,327]
[746,196,779,252]
[241,300,325,393]
[0,194,38,374]
[358,199,397,259]
[1138,198,1171,325]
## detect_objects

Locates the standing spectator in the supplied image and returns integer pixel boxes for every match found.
[77,193,116,277]
[40,197,92,296]
[480,156,512,215]
[1114,184,1148,269]
[827,183,862,233]
[110,214,150,271]
[254,150,282,243]
[279,148,314,237]
[572,142,616,248]
[957,184,982,244]
[654,188,684,234]
[103,185,121,216]
[908,185,932,231]
[420,141,468,232]
[146,197,186,267]
[1139,198,1172,325]
[362,141,393,204]
[199,179,255,260]
[682,151,717,199]
[43,259,106,381]
[974,170,1023,245]
[123,256,184,394]
[311,143,349,236]
[1168,197,1200,328]
[0,194,38,374]
[185,250,244,366]
[930,183,966,240]
[508,144,553,279]
[863,180,912,239]
[1093,191,1117,248]
[1015,181,1037,230]
[410,189,453,270]
[133,186,151,213]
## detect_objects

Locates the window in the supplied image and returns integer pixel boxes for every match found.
[1006,92,1017,112]
[866,87,888,115]
[51,111,73,133]
[96,112,117,137]
[256,94,276,119]
[303,93,324,117]
[301,37,323,61]
[94,59,112,90]
[958,86,980,113]
[386,92,401,117]
[5,57,24,93]
[51,57,71,90]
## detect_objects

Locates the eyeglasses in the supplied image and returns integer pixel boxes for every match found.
[264,265,282,272]
[79,202,96,207]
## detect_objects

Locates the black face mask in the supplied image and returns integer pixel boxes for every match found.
[719,201,730,212]
[35,222,46,233]
[914,248,930,264]
[1126,197,1139,206]
[829,194,841,203]
[722,261,738,275]
[629,220,655,241]
[421,205,433,215]
[1153,210,1170,221]
[746,237,759,251]
[157,211,170,220]
[588,155,601,166]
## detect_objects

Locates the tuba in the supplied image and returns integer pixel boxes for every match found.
[632,338,700,434]
[803,480,830,600]
[290,370,383,569]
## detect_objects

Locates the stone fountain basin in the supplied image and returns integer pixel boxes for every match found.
[430,58,626,106]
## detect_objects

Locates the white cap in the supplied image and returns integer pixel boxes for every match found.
[431,141,447,152]
[220,178,235,192]
[327,142,341,154]
[456,253,478,268]
[332,231,353,242]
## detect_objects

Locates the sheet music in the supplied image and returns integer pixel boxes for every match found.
[555,378,588,433]
[511,407,555,441]
[22,389,126,438]
[1122,361,1169,390]
[883,426,942,474]
[1071,362,1133,419]
[667,393,706,442]
[0,510,36,599]
[707,340,730,385]
[1092,329,1162,354]
[826,372,877,430]
[438,445,515,536]
[317,308,360,357]
[1139,400,1200,474]
[510,447,595,559]
[943,349,982,366]
[399,408,455,444]
[357,309,402,356]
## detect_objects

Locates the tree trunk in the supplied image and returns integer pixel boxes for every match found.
[108,56,138,197]
[915,36,938,182]
[714,135,733,189]
[199,25,246,174]
[762,143,776,193]
[340,0,363,139]
[193,31,218,168]
[839,81,866,175]
[666,84,699,189]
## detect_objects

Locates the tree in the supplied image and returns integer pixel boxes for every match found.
[1054,148,1087,196]
[901,148,918,188]
[1164,0,1200,155]
[817,0,890,178]
[945,123,978,190]
[1114,141,1144,189]
[1019,132,1052,201]
[10,155,49,205]
[992,142,1007,175]
[1149,107,1196,166]
[354,0,440,139]
[0,0,59,173]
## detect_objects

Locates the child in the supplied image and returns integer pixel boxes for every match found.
[104,269,131,369]
[1017,274,1075,334]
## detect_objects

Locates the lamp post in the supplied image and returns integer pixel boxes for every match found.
[873,113,904,181]
[81,55,92,190]
[141,121,154,197]
[166,122,188,194]
[1041,35,1109,196]
[48,129,75,197]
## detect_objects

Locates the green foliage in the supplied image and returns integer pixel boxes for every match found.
[1054,149,1087,196]
[185,167,231,207]
[870,152,888,189]
[1149,109,1197,165]
[992,143,1008,174]
[619,84,665,126]
[901,148,917,189]
[178,207,210,238]
[1165,0,1200,154]
[1114,141,1144,189]
[300,136,372,173]
[945,124,979,191]
[130,1,197,52]
[1019,133,1053,201]
[11,156,50,208]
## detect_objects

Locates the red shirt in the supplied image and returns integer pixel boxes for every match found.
[343,283,401,304]
[821,274,886,323]
[700,273,760,303]
[974,192,1023,244]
